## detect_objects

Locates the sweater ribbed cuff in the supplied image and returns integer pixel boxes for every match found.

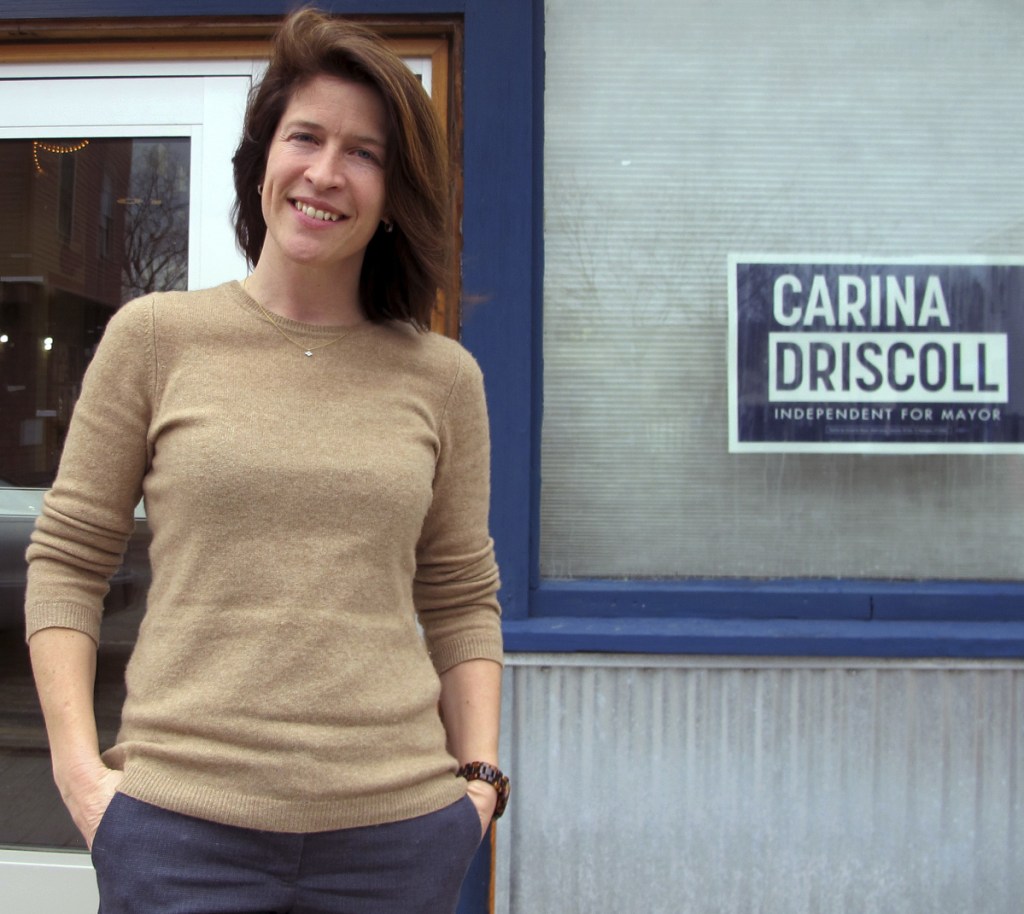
[429,634,504,675]
[24,602,102,645]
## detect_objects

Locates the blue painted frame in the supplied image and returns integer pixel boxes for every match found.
[507,581,1024,656]
[4,0,1021,659]
[531,579,1024,622]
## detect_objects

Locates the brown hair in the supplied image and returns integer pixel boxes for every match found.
[232,8,452,328]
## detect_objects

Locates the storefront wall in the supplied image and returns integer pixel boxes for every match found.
[509,1,1023,908]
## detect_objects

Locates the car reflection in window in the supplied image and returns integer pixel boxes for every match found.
[0,483,150,849]
[0,483,151,631]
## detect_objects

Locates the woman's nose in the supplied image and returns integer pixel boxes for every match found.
[305,150,343,189]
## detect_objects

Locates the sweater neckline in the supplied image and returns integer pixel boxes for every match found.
[229,279,377,341]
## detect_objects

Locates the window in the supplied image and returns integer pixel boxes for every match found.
[0,70,247,854]
[454,0,1024,656]
[537,0,1023,596]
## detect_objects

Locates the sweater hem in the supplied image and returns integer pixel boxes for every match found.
[115,765,467,833]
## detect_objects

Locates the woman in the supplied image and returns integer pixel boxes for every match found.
[25,9,507,913]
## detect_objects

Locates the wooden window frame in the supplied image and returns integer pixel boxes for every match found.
[0,16,464,338]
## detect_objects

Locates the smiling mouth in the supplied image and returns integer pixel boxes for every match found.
[291,199,342,223]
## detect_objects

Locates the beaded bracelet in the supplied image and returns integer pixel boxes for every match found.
[457,761,510,820]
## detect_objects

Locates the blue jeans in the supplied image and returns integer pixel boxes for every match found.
[90,793,483,914]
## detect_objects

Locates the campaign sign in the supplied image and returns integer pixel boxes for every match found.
[728,256,1024,453]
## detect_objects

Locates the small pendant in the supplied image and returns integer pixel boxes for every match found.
[304,350,314,357]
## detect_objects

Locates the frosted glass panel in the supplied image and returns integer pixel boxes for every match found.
[540,0,1024,579]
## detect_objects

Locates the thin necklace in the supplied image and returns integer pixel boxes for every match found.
[242,277,359,358]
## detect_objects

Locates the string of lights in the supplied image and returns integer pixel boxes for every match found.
[32,139,90,175]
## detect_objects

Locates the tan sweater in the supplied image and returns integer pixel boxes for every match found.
[26,281,502,832]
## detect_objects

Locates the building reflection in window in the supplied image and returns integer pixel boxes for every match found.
[0,137,188,849]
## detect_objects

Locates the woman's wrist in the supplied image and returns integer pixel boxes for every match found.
[53,752,107,796]
[457,761,510,820]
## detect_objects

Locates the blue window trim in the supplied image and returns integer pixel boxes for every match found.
[5,0,1021,659]
[499,616,1024,658]
[506,581,1024,657]
[531,579,1024,623]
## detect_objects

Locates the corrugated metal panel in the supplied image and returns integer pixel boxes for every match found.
[496,655,1023,914]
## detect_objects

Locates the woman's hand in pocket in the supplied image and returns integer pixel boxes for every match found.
[464,779,497,840]
[56,757,124,849]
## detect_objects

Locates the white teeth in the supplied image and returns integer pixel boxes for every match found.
[293,200,340,222]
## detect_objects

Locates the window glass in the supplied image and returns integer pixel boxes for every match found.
[540,0,1024,580]
[0,137,187,848]
[1,138,189,487]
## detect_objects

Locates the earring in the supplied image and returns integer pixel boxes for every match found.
[383,221,394,233]
[257,183,264,196]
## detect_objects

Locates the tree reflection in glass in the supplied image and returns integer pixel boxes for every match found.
[121,140,190,302]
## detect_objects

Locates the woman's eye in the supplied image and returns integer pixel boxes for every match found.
[291,133,317,144]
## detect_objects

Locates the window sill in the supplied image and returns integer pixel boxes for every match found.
[502,616,1024,658]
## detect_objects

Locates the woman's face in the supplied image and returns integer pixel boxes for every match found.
[258,74,388,277]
